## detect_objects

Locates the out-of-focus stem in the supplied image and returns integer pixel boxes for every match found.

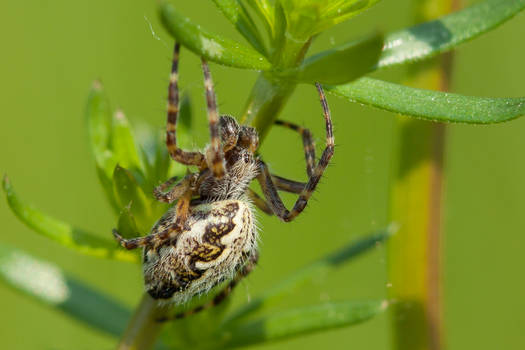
[117,294,167,350]
[240,73,295,140]
[387,1,458,350]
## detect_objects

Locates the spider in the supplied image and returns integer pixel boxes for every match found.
[112,42,334,320]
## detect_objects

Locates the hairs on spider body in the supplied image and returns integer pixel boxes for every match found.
[112,42,334,320]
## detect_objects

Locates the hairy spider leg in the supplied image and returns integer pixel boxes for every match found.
[256,83,334,222]
[201,58,226,179]
[173,185,193,231]
[113,184,195,249]
[247,188,273,215]
[274,120,316,177]
[166,42,206,167]
[153,173,196,204]
[112,224,176,250]
[156,253,259,322]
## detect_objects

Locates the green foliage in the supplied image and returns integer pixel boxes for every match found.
[2,0,525,349]
[0,243,131,336]
[281,33,384,84]
[327,77,525,123]
[377,0,525,69]
[159,2,271,69]
[220,300,387,348]
[2,176,137,263]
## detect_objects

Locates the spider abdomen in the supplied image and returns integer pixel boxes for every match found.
[143,199,257,304]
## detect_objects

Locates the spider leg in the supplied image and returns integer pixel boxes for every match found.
[166,42,206,167]
[173,185,194,231]
[157,253,259,322]
[113,181,195,249]
[112,221,179,250]
[274,120,316,177]
[153,173,196,204]
[201,59,226,178]
[247,188,273,215]
[270,175,305,194]
[256,83,334,222]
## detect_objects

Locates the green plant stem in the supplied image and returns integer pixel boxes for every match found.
[387,1,458,350]
[241,36,311,137]
[241,73,295,139]
[117,294,167,350]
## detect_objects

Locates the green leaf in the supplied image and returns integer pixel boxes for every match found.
[326,77,525,124]
[320,0,382,27]
[2,175,137,262]
[111,110,144,176]
[212,0,268,56]
[279,0,381,39]
[285,33,383,84]
[226,227,393,322]
[117,204,140,239]
[246,0,275,41]
[219,300,387,347]
[112,165,152,233]
[377,0,525,69]
[159,2,271,70]
[85,82,120,213]
[0,243,131,336]
[86,80,112,169]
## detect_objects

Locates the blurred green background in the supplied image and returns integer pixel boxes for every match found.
[1,0,524,349]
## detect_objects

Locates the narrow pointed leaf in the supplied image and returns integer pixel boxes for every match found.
[247,0,275,41]
[219,300,387,347]
[117,204,141,239]
[226,227,393,322]
[286,33,383,84]
[321,0,382,24]
[85,82,120,212]
[86,81,112,169]
[327,77,525,124]
[112,165,152,233]
[212,0,268,56]
[279,0,381,38]
[377,0,525,69]
[159,2,271,70]
[112,110,143,175]
[2,176,137,262]
[0,243,131,336]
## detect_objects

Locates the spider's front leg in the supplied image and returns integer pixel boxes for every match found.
[113,174,198,249]
[166,42,206,168]
[256,83,334,222]
[201,59,227,178]
[153,173,198,204]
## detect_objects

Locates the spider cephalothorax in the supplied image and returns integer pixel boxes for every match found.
[112,42,334,319]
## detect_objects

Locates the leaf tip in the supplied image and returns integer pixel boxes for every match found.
[387,222,400,237]
[2,174,10,190]
[114,109,127,123]
[92,80,103,91]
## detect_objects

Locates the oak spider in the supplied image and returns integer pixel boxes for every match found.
[112,42,334,320]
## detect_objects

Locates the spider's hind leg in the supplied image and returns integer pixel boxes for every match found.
[256,83,334,222]
[274,120,316,177]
